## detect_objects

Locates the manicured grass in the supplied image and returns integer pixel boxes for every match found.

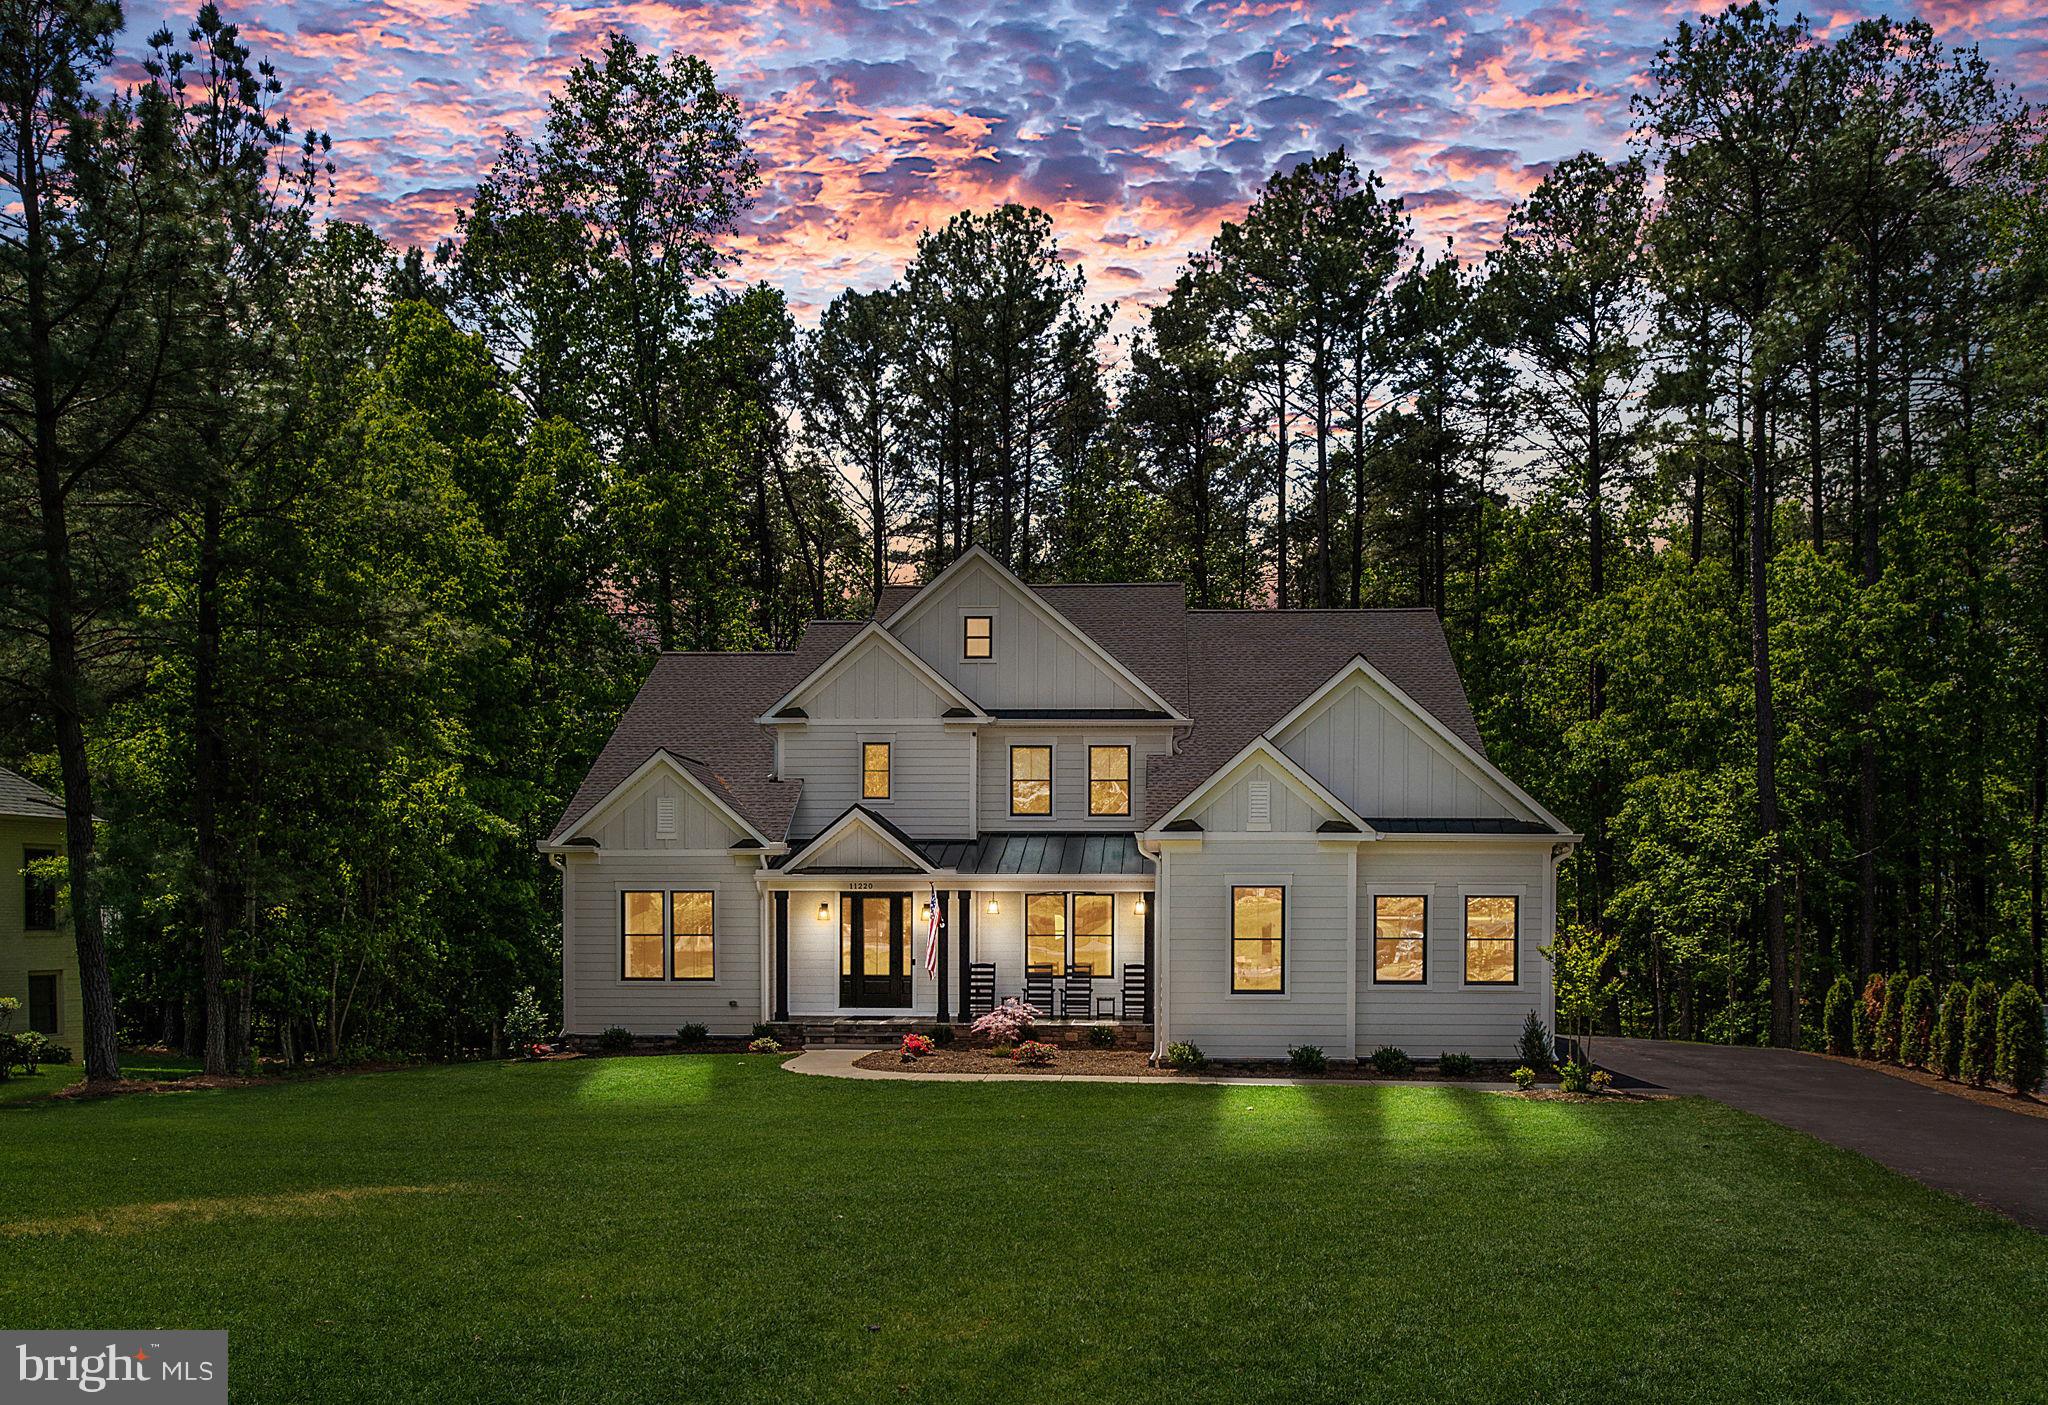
[0,1048,201,1104]
[2,1057,2044,1403]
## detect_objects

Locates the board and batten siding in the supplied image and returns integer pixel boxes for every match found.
[1187,760,1330,834]
[1356,842,1554,1058]
[561,851,765,1036]
[1273,673,1524,822]
[974,729,1171,832]
[580,765,753,852]
[786,722,972,843]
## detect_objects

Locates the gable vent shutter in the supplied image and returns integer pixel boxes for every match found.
[1247,780,1271,832]
[656,796,677,840]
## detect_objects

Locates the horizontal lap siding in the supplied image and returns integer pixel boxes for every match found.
[976,730,1171,831]
[563,853,763,1036]
[1356,843,1552,1058]
[786,723,972,843]
[966,891,1146,1015]
[1164,840,1351,1059]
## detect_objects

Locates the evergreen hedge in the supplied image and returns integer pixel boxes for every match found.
[1930,981,1969,1081]
[1961,979,1999,1087]
[1994,982,2044,1095]
[1898,975,1935,1067]
[1874,970,1907,1063]
[1822,975,1855,1056]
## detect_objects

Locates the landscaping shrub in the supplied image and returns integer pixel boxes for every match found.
[1856,974,1885,1057]
[899,1032,934,1060]
[747,1036,783,1054]
[927,1024,957,1046]
[675,1022,710,1047]
[35,1040,71,1065]
[1850,999,1872,1060]
[1589,1069,1614,1095]
[750,1023,777,1041]
[1994,982,2044,1095]
[1899,976,1936,1067]
[1438,1053,1477,1078]
[1962,978,1999,1086]
[1557,1059,1594,1094]
[1516,1010,1552,1069]
[1874,970,1907,1062]
[14,1030,55,1073]
[596,1026,633,1054]
[1931,981,1969,1080]
[1012,1040,1056,1066]
[1086,1024,1117,1048]
[1822,975,1855,1056]
[1369,1045,1413,1076]
[1510,1065,1537,1091]
[1287,1044,1327,1074]
[0,1030,18,1079]
[970,999,1043,1046]
[506,988,550,1058]
[1163,1040,1206,1071]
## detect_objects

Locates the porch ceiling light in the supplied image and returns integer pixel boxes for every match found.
[985,895,1000,916]
[1133,897,1147,916]
[816,900,830,922]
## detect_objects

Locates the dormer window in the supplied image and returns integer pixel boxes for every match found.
[963,614,993,660]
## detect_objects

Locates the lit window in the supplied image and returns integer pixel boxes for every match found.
[1010,745,1052,815]
[1072,894,1112,981]
[1464,896,1518,984]
[1088,746,1130,817]
[1373,895,1426,983]
[1027,893,1066,975]
[623,891,664,980]
[671,891,714,981]
[1231,885,1284,993]
[862,742,891,800]
[964,614,993,659]
[22,848,57,931]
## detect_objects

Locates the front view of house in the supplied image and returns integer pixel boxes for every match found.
[544,549,1577,1059]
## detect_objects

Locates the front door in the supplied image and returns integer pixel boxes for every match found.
[840,893,912,1008]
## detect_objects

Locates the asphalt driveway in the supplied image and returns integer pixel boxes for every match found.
[1594,1038,2048,1231]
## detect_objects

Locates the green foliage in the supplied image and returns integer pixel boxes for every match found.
[750,1024,777,1041]
[1899,977,1936,1068]
[1851,1001,1873,1060]
[747,1037,782,1055]
[1012,1041,1056,1067]
[929,1025,959,1047]
[506,989,551,1058]
[1369,1046,1414,1076]
[1086,1025,1117,1049]
[1438,1053,1477,1078]
[596,1027,633,1054]
[1557,1059,1595,1094]
[1931,983,1969,1081]
[1962,981,2000,1088]
[1510,1065,1538,1091]
[1994,983,2044,1094]
[1287,1045,1327,1074]
[1545,923,1622,1049]
[1822,976,1855,1057]
[1516,1011,1553,1069]
[1163,1041,1206,1071]
[675,1023,709,1047]
[1875,972,1908,1063]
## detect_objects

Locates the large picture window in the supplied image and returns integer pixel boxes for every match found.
[623,891,664,980]
[1010,745,1052,815]
[862,742,891,800]
[1088,746,1130,816]
[1464,895,1518,984]
[1373,895,1427,983]
[1026,893,1066,974]
[1231,885,1285,993]
[671,891,715,981]
[1072,894,1113,979]
[964,614,993,659]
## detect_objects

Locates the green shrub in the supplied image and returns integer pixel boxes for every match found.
[1994,982,2044,1095]
[1962,978,1999,1086]
[675,1022,709,1046]
[1509,1065,1537,1091]
[596,1026,633,1054]
[1931,982,1969,1080]
[750,1022,777,1041]
[14,1030,51,1073]
[1822,975,1855,1056]
[0,1031,16,1080]
[1557,1059,1594,1094]
[1874,970,1907,1062]
[1368,1045,1413,1076]
[1013,1040,1056,1066]
[928,1024,957,1046]
[1516,1010,1552,1069]
[1287,1044,1327,1074]
[1850,1000,1873,1059]
[1899,976,1935,1067]
[1086,1024,1117,1048]
[747,1036,783,1054]
[1589,1069,1614,1095]
[36,1040,72,1065]
[1438,1052,1477,1078]
[988,1043,1014,1059]
[1856,974,1885,1057]
[1164,1041,1206,1071]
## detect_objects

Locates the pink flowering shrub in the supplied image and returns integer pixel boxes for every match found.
[970,999,1043,1046]
[900,1032,935,1060]
[1013,1040,1056,1066]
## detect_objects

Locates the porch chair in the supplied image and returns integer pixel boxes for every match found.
[1061,965,1094,1021]
[1025,963,1056,1015]
[967,963,997,1019]
[1121,963,1149,1023]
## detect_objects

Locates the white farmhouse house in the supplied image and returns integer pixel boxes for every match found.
[544,548,1577,1059]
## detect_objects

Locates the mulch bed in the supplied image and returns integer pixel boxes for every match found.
[1813,1052,2048,1122]
[852,1047,1551,1083]
[52,1075,272,1100]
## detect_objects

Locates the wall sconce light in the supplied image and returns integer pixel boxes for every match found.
[816,900,830,922]
[985,895,1000,916]
[1133,897,1147,916]
[919,901,932,923]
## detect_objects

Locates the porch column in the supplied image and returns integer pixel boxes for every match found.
[936,893,951,1024]
[1141,894,1155,1023]
[773,891,789,1023]
[958,889,972,1015]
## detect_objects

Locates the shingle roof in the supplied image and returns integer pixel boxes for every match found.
[0,766,64,820]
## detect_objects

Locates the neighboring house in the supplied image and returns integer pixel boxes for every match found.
[0,767,82,1047]
[545,549,1578,1058]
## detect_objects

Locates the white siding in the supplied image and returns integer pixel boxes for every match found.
[975,729,1172,831]
[890,557,1151,711]
[1274,674,1527,822]
[1159,839,1352,1059]
[1188,761,1333,834]
[584,767,747,851]
[786,722,973,842]
[562,852,764,1036]
[1356,842,1554,1058]
[793,823,919,871]
[963,889,1147,1013]
[793,633,954,718]
[783,884,957,1016]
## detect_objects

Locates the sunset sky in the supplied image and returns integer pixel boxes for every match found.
[217,0,2046,320]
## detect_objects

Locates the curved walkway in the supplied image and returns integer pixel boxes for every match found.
[784,1047,1516,1090]
[1596,1038,2048,1231]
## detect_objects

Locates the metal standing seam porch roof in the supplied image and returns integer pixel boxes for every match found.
[771,830,1152,877]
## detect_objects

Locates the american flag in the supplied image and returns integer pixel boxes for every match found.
[923,884,942,976]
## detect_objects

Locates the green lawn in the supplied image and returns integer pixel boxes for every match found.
[0,1048,201,1104]
[2,1057,2043,1403]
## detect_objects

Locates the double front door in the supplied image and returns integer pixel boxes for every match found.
[840,892,912,1008]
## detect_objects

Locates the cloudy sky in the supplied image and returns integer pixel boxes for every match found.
[222,0,2045,318]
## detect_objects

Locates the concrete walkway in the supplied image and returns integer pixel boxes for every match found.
[1596,1038,2048,1231]
[783,1047,1516,1090]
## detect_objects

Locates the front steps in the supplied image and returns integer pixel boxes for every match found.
[776,1017,1153,1049]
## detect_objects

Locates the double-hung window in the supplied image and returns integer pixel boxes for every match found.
[623,890,716,981]
[671,891,715,981]
[964,615,993,659]
[1373,895,1427,983]
[1231,885,1285,993]
[1463,895,1518,984]
[862,742,891,800]
[1010,745,1052,815]
[1088,746,1130,817]
[623,891,665,980]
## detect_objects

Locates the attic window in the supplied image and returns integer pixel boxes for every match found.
[964,614,993,660]
[655,796,677,840]
[1247,780,1271,832]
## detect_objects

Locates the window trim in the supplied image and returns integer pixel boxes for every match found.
[1461,891,1521,986]
[1371,892,1429,985]
[621,889,666,982]
[1024,891,1068,976]
[961,610,996,662]
[1086,744,1132,818]
[1229,882,1288,996]
[1070,892,1115,982]
[669,889,716,982]
[1009,743,1054,817]
[860,739,892,801]
[22,847,57,932]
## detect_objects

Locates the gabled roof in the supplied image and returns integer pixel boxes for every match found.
[551,749,773,849]
[1148,736,1373,837]
[780,804,938,873]
[0,767,63,821]
[757,621,991,724]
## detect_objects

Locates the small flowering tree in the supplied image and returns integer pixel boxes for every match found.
[969,999,1043,1046]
